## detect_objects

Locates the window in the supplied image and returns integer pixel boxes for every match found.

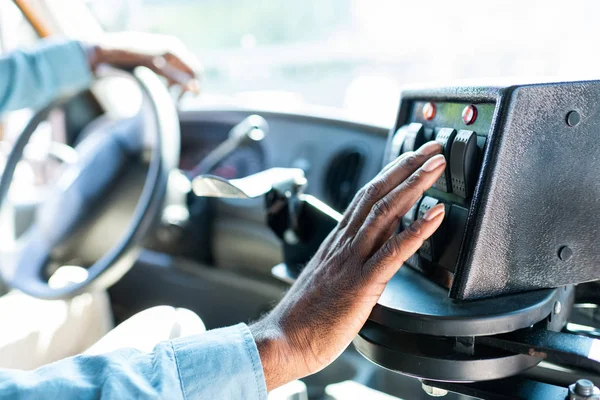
[86,0,600,127]
[0,2,67,232]
[0,1,39,52]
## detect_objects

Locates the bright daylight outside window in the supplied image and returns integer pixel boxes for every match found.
[86,0,600,127]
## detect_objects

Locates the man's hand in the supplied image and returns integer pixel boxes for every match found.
[85,33,202,95]
[250,141,447,390]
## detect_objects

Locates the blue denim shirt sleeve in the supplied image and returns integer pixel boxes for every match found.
[0,323,268,399]
[0,38,92,113]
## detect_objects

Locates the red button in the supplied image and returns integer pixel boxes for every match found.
[462,105,477,125]
[422,102,436,121]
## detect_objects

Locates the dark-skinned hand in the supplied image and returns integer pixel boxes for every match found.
[250,141,447,390]
[85,33,202,95]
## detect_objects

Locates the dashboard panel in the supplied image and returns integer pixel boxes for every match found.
[179,109,388,202]
[177,108,389,273]
[179,124,265,179]
[387,79,600,300]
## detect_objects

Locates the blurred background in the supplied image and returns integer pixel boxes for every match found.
[87,0,600,127]
[2,0,600,128]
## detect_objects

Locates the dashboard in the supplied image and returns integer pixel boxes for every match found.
[179,109,389,206]
[162,109,389,273]
[158,81,600,302]
[179,126,265,180]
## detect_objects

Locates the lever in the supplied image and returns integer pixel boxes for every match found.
[191,166,340,283]
[188,115,268,178]
[191,167,306,199]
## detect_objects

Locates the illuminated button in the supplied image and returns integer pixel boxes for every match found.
[433,128,457,192]
[422,102,436,121]
[462,105,477,125]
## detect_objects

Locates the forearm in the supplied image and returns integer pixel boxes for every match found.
[0,38,92,113]
[0,324,267,400]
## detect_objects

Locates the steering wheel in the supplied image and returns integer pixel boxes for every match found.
[0,67,180,299]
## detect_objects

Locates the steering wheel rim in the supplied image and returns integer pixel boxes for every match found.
[0,66,180,299]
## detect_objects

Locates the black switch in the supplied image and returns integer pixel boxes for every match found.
[401,123,425,153]
[438,205,469,272]
[450,130,480,198]
[417,196,441,261]
[388,126,408,162]
[433,128,457,192]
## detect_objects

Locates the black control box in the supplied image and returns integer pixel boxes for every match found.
[386,80,600,300]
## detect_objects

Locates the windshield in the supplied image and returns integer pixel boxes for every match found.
[85,0,600,127]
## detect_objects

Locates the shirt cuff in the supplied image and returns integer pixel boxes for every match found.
[171,323,268,400]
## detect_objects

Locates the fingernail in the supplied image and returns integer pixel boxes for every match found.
[423,203,445,221]
[421,154,446,172]
[152,56,167,69]
[418,141,443,156]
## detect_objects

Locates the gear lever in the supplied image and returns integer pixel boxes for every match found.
[188,115,268,178]
[191,165,340,281]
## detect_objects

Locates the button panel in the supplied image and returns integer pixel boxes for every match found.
[392,101,492,286]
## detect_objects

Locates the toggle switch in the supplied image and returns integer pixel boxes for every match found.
[389,126,408,161]
[401,123,426,153]
[417,196,441,261]
[438,205,469,272]
[433,128,457,192]
[450,130,479,198]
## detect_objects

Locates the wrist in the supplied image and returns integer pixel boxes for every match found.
[250,317,305,391]
[80,42,103,74]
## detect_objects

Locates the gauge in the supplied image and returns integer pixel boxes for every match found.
[211,145,264,179]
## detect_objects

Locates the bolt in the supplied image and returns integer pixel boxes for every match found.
[576,380,595,396]
[559,246,573,261]
[554,301,562,315]
[569,379,600,400]
[422,383,448,397]
[566,110,581,127]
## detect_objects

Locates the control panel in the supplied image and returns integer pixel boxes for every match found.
[388,100,494,288]
[385,80,600,300]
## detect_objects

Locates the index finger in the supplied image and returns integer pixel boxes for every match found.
[352,153,446,255]
[342,141,442,233]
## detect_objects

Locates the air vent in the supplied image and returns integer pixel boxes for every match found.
[324,148,366,212]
